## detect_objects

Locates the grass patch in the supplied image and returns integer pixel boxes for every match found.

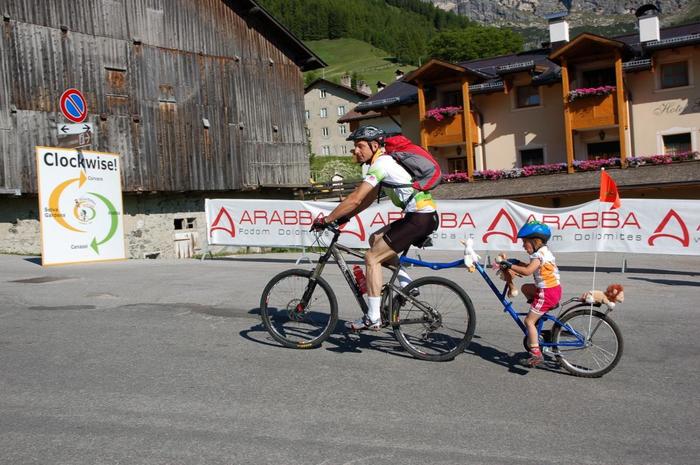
[304,38,416,93]
[310,155,362,182]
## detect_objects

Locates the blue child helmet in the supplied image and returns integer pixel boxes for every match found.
[517,221,551,243]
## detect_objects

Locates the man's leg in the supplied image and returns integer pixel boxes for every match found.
[362,236,397,324]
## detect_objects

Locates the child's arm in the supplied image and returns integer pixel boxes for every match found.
[500,258,540,277]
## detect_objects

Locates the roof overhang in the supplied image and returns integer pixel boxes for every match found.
[404,59,485,85]
[304,78,370,98]
[549,33,630,64]
[226,0,326,71]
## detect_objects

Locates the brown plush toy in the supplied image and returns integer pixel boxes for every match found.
[493,253,519,298]
[581,284,625,309]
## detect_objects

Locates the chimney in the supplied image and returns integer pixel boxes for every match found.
[636,4,661,43]
[357,80,371,95]
[339,73,351,88]
[545,12,569,46]
[376,80,387,92]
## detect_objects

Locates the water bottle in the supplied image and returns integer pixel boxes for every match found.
[352,265,367,295]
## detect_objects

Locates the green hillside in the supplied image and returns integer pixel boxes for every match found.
[304,38,416,93]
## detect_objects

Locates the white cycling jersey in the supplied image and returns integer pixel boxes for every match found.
[363,154,436,213]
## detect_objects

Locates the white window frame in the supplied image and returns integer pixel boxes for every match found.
[517,145,547,167]
[511,85,543,111]
[321,127,329,137]
[320,108,328,118]
[338,124,347,135]
[656,127,697,154]
[321,145,331,155]
[654,56,694,93]
[337,105,346,116]
[305,110,310,120]
[319,89,327,99]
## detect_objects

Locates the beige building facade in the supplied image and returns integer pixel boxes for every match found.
[304,78,370,156]
[348,8,700,182]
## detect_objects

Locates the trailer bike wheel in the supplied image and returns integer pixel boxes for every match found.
[391,276,476,362]
[551,307,623,378]
[259,269,338,349]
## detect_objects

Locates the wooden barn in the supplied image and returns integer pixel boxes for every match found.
[0,0,325,257]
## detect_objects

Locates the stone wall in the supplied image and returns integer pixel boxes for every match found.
[0,191,287,259]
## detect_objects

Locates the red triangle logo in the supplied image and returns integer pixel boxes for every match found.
[648,209,689,247]
[482,208,518,244]
[210,207,236,238]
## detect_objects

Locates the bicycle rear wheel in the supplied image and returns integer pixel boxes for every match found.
[551,307,623,378]
[259,269,338,349]
[391,276,476,362]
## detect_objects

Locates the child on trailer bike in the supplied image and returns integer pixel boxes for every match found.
[498,221,562,367]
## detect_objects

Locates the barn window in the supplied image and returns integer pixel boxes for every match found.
[105,67,129,115]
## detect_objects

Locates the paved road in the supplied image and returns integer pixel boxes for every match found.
[1,251,699,465]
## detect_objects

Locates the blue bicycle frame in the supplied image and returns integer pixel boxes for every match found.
[400,247,586,349]
[469,260,586,349]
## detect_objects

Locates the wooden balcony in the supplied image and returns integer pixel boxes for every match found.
[422,111,479,147]
[570,93,618,130]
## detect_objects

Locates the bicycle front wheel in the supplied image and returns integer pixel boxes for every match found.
[552,307,623,378]
[391,276,476,362]
[259,269,338,349]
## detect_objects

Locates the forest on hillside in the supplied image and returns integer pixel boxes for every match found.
[258,0,523,65]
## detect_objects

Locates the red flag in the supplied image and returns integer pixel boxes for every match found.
[599,170,621,209]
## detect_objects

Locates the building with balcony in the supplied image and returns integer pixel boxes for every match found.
[345,5,700,202]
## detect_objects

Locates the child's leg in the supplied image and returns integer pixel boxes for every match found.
[524,310,542,349]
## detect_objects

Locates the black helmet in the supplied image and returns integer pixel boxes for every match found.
[346,125,385,143]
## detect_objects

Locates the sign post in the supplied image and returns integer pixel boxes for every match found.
[36,146,126,266]
[58,89,94,149]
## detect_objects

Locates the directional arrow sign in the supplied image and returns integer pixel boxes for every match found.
[57,123,93,136]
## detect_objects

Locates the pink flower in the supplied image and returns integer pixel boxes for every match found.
[425,106,463,122]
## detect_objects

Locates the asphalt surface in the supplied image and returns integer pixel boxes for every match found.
[1,251,699,465]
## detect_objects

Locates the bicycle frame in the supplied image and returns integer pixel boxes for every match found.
[302,228,369,315]
[462,240,586,349]
[303,226,438,322]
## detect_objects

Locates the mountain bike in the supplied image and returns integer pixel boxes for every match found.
[462,239,623,377]
[259,222,476,361]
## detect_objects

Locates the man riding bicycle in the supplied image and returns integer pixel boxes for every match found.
[311,126,439,331]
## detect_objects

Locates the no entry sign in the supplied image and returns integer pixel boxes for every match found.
[59,88,88,123]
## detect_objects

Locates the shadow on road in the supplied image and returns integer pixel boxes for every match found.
[465,335,571,377]
[558,265,698,277]
[239,310,414,359]
[214,256,697,277]
[628,276,700,287]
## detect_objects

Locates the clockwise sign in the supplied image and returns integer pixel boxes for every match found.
[59,88,88,123]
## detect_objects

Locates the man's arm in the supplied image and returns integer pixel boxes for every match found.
[324,182,379,224]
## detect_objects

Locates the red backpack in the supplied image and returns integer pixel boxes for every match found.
[383,135,442,191]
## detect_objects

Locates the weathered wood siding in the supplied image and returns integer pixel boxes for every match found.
[0,0,311,194]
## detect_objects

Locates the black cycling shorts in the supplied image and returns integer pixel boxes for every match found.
[383,212,439,254]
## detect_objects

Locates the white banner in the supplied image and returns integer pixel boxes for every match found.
[36,147,126,266]
[205,198,700,255]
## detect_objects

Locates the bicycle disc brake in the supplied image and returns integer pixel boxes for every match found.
[286,299,307,321]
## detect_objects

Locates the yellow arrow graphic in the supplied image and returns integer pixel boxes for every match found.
[48,171,87,233]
